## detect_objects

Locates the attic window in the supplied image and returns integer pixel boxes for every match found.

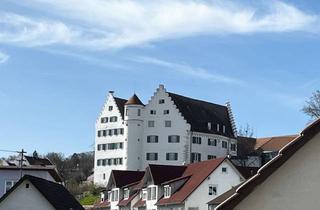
[25,183,29,188]
[159,99,165,104]
[124,188,130,199]
[164,185,171,198]
[208,122,212,130]
[108,106,113,111]
[222,167,227,173]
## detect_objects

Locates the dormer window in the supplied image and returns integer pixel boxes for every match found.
[141,189,147,200]
[164,185,171,198]
[208,122,212,130]
[124,188,130,200]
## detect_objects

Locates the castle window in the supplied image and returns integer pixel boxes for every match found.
[103,130,107,137]
[165,120,171,127]
[217,124,220,132]
[114,129,118,135]
[97,130,102,137]
[138,109,141,116]
[150,110,156,115]
[208,155,216,160]
[147,135,158,143]
[101,117,108,123]
[191,153,201,163]
[192,136,202,144]
[159,99,165,104]
[223,125,226,133]
[168,135,180,143]
[146,153,158,161]
[108,130,112,136]
[102,144,107,150]
[125,109,128,116]
[166,153,178,161]
[97,159,102,166]
[163,110,170,115]
[148,120,155,127]
[97,144,101,151]
[110,116,118,122]
[208,122,212,130]
[231,143,236,151]
[120,128,124,135]
[222,141,228,149]
[208,139,217,146]
[108,106,113,111]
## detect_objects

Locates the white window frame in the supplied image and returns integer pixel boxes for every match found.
[4,180,17,194]
[164,185,171,198]
[123,188,130,200]
[148,120,155,127]
[209,185,217,195]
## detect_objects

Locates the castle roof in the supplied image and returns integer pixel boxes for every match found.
[125,94,144,106]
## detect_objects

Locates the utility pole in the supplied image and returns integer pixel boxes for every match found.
[18,149,27,178]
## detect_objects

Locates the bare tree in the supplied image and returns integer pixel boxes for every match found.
[238,123,254,137]
[302,90,320,119]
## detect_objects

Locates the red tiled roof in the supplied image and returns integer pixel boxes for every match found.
[108,170,144,189]
[132,198,146,208]
[215,118,320,210]
[93,200,110,209]
[148,164,186,185]
[157,157,226,205]
[254,135,298,151]
[118,192,139,207]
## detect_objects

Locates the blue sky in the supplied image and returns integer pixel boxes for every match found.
[0,0,319,157]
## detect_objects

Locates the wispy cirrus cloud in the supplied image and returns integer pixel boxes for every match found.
[130,56,244,85]
[0,50,9,64]
[0,0,318,50]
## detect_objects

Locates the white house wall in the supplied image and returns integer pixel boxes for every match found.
[0,180,55,210]
[233,132,320,210]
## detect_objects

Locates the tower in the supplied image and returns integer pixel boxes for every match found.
[124,94,145,171]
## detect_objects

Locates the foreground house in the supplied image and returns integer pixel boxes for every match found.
[215,118,320,210]
[0,175,84,210]
[0,156,62,197]
[94,85,238,185]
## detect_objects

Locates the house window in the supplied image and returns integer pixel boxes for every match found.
[222,167,227,173]
[159,99,165,104]
[208,155,216,160]
[97,159,102,166]
[124,188,130,199]
[192,136,202,144]
[103,173,106,180]
[97,144,101,151]
[113,189,119,201]
[168,135,180,143]
[138,109,141,116]
[147,186,157,200]
[191,153,201,163]
[120,128,124,135]
[164,185,171,198]
[217,124,220,132]
[231,143,236,151]
[5,180,17,193]
[163,110,170,115]
[102,159,107,166]
[222,141,228,149]
[101,117,108,123]
[150,110,156,115]
[223,125,226,133]
[209,185,217,195]
[148,121,155,127]
[108,130,112,136]
[146,153,158,161]
[166,153,178,161]
[142,189,147,200]
[147,135,158,143]
[102,144,107,150]
[208,139,217,146]
[110,116,118,122]
[103,130,107,137]
[125,109,128,116]
[165,120,171,127]
[108,106,113,111]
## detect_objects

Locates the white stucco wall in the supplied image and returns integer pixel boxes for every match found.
[142,85,190,169]
[233,132,320,210]
[0,170,55,198]
[94,93,127,186]
[0,180,55,210]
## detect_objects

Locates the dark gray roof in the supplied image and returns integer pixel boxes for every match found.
[114,97,127,119]
[25,156,52,166]
[168,92,235,138]
[0,175,84,210]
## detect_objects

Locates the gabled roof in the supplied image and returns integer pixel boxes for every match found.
[146,164,186,185]
[254,134,298,151]
[114,97,127,119]
[25,156,52,166]
[157,157,229,206]
[118,191,139,207]
[93,200,110,209]
[207,184,242,206]
[132,198,146,208]
[125,94,144,106]
[215,118,320,210]
[0,175,84,210]
[107,170,145,190]
[167,92,235,138]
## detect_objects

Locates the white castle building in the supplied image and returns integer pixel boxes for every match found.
[94,85,238,185]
